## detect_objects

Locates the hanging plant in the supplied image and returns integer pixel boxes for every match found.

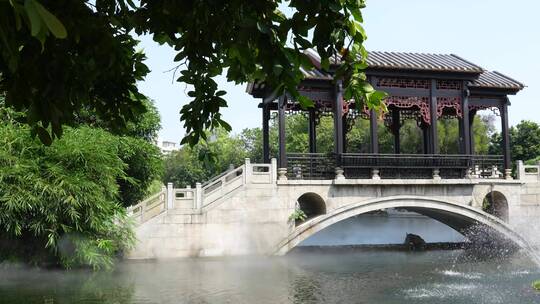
[289,209,307,222]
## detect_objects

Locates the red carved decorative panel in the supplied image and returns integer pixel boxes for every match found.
[385,96,431,124]
[437,97,462,118]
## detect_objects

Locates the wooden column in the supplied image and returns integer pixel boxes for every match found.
[460,84,471,155]
[392,109,401,154]
[262,103,270,163]
[342,115,348,153]
[334,80,344,155]
[278,95,287,168]
[308,109,317,153]
[501,100,511,171]
[469,110,476,155]
[421,122,430,154]
[370,110,379,153]
[429,79,439,154]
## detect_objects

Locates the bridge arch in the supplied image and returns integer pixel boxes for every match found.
[296,192,326,224]
[276,195,533,257]
[482,191,509,222]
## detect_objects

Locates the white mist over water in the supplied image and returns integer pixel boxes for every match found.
[2,251,539,303]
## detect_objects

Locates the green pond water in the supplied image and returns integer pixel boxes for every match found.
[1,250,539,304]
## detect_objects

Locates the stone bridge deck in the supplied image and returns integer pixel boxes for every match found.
[127,159,540,259]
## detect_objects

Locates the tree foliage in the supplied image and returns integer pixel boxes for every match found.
[490,120,540,162]
[1,0,384,146]
[75,97,161,143]
[164,129,247,188]
[0,122,134,269]
[1,0,149,145]
[116,136,163,207]
[73,97,164,206]
[0,96,162,268]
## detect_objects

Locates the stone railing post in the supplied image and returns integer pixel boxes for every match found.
[537,161,540,181]
[371,168,380,180]
[278,168,288,180]
[185,185,192,198]
[432,168,441,180]
[195,182,203,209]
[465,167,473,179]
[335,167,345,180]
[504,168,512,180]
[271,158,278,184]
[516,160,525,180]
[166,182,174,210]
[244,158,251,184]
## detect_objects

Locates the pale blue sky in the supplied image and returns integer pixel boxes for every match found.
[136,0,540,143]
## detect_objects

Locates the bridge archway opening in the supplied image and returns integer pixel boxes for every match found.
[278,197,528,259]
[296,208,465,248]
[482,191,509,222]
[297,193,326,225]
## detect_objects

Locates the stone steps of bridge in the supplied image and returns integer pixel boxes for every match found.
[168,208,199,215]
[158,212,206,224]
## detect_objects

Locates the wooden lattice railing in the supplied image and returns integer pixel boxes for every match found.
[286,153,505,180]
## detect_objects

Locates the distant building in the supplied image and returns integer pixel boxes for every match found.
[157,140,180,155]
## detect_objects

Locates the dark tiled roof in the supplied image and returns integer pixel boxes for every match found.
[247,50,524,95]
[300,66,332,80]
[366,51,484,73]
[469,71,525,90]
[246,66,331,95]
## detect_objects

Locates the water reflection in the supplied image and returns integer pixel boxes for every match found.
[289,275,323,304]
[1,250,540,304]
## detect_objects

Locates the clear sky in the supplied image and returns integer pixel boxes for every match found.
[136,0,540,144]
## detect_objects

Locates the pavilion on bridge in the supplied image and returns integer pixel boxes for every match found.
[247,51,524,180]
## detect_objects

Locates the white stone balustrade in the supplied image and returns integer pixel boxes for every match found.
[129,158,277,224]
[127,188,167,224]
[130,157,524,225]
[517,160,540,182]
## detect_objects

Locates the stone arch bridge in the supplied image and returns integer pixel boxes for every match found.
[127,159,540,259]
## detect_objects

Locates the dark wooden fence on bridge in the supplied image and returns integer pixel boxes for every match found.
[286,153,504,180]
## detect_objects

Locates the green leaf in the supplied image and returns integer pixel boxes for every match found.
[218,119,231,131]
[273,9,287,22]
[329,2,342,12]
[348,21,356,36]
[215,90,226,97]
[33,0,67,39]
[361,81,375,93]
[298,53,314,69]
[297,95,314,108]
[273,63,283,75]
[321,57,330,70]
[349,7,364,22]
[368,90,388,103]
[24,0,42,37]
[354,21,367,40]
[256,22,270,34]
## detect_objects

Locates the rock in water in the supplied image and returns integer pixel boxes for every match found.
[404,233,426,251]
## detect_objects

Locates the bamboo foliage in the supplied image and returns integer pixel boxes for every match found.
[0,121,135,269]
